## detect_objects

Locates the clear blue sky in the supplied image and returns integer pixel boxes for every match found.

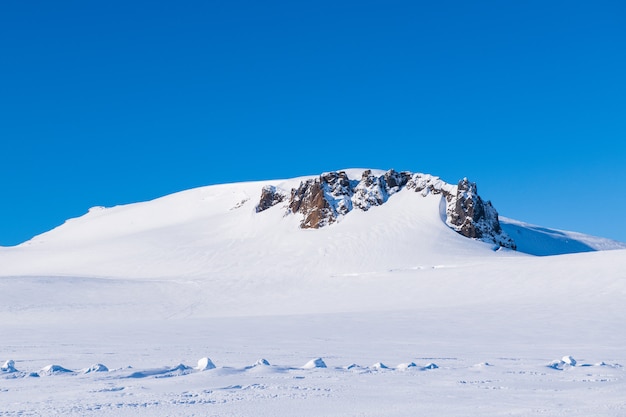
[1,0,625,246]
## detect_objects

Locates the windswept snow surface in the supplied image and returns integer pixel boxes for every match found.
[1,172,626,416]
[500,217,626,256]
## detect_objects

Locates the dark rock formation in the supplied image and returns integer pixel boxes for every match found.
[256,186,286,213]
[288,171,353,228]
[384,169,412,192]
[444,178,516,249]
[255,169,516,249]
[352,170,388,211]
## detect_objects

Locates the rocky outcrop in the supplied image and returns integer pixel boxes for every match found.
[288,171,353,228]
[255,169,516,249]
[444,178,515,249]
[353,170,389,210]
[256,186,286,213]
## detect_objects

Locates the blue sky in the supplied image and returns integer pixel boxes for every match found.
[1,0,625,246]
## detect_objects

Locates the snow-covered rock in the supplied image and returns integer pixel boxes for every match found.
[396,362,417,370]
[196,357,216,371]
[1,360,17,373]
[444,178,515,249]
[256,185,286,213]
[288,171,354,228]
[562,355,577,366]
[548,356,578,370]
[258,168,515,249]
[302,358,327,369]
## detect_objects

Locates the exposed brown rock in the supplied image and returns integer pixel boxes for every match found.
[256,169,516,249]
[289,179,331,228]
[444,178,515,249]
[256,186,285,213]
[288,171,354,228]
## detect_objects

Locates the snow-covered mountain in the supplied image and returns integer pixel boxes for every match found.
[1,168,623,281]
[2,168,626,416]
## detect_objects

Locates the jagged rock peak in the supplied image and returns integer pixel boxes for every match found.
[287,171,354,229]
[445,178,515,249]
[255,169,515,249]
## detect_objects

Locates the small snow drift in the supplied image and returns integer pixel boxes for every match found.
[371,362,389,370]
[1,360,17,373]
[196,357,216,371]
[562,355,577,366]
[396,362,417,370]
[127,364,192,379]
[82,363,109,373]
[474,362,493,367]
[548,356,577,370]
[302,358,327,369]
[422,363,439,370]
[253,358,270,367]
[39,365,73,376]
[170,363,192,372]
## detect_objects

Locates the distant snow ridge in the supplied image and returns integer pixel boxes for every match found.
[257,169,515,249]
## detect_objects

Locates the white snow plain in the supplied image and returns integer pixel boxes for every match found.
[1,172,626,416]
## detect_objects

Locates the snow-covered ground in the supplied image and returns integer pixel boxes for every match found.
[1,171,625,416]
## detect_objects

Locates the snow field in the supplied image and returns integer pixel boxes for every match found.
[1,173,626,415]
[2,302,626,417]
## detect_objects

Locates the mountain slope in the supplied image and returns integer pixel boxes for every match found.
[0,175,513,280]
[1,168,623,281]
[500,217,626,256]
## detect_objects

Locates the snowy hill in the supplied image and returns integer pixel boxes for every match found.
[0,169,622,280]
[2,169,626,416]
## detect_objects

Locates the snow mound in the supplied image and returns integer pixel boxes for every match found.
[254,358,270,367]
[371,362,389,370]
[473,362,493,367]
[170,363,192,372]
[1,360,17,373]
[548,356,577,370]
[302,358,327,369]
[196,357,216,371]
[562,355,577,366]
[39,364,73,376]
[396,362,417,370]
[422,362,439,370]
[82,363,109,373]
